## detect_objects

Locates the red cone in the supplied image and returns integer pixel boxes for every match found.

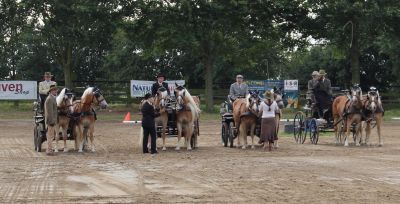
[123,112,131,122]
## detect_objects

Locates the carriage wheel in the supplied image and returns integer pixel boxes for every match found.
[34,125,39,151]
[293,112,306,144]
[309,118,320,144]
[228,122,234,148]
[222,122,229,147]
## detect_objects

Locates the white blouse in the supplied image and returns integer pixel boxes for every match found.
[260,101,279,118]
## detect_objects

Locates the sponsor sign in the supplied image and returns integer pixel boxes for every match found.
[0,81,37,100]
[130,80,185,97]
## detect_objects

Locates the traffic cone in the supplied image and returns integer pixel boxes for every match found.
[123,112,131,122]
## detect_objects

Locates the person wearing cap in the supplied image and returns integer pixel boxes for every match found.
[306,71,319,108]
[314,69,332,118]
[44,85,58,155]
[229,75,249,101]
[151,74,170,96]
[39,72,57,111]
[141,93,160,154]
[259,91,280,151]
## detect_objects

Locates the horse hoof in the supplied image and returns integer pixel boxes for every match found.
[187,147,192,151]
[241,146,246,149]
[63,148,69,153]
[162,147,167,151]
[91,148,96,153]
[251,146,255,149]
[78,150,83,153]
[54,149,59,153]
[379,143,383,147]
[175,147,180,151]
[356,143,360,147]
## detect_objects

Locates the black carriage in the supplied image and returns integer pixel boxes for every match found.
[293,88,357,145]
[220,101,261,148]
[33,96,76,152]
[155,96,200,149]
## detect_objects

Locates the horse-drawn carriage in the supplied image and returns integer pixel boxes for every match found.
[154,95,200,149]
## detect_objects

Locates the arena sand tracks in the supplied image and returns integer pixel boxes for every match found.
[0,120,400,203]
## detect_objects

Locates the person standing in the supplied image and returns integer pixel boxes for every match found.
[39,72,57,111]
[141,93,160,154]
[151,73,170,96]
[259,91,280,151]
[44,85,58,155]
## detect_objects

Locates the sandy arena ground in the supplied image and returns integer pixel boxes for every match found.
[0,119,400,203]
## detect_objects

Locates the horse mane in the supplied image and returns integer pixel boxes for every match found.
[183,89,201,114]
[56,88,66,106]
[245,94,251,108]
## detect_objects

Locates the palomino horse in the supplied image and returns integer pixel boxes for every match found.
[362,87,384,146]
[154,87,170,151]
[232,91,261,149]
[174,84,200,150]
[72,87,108,152]
[272,88,285,148]
[55,88,74,152]
[332,84,363,146]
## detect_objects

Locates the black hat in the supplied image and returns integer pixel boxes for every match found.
[156,73,166,79]
[144,93,152,99]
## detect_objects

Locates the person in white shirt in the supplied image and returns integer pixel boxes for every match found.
[259,91,280,151]
[38,72,57,111]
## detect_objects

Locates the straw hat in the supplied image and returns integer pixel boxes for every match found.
[319,69,327,75]
[264,91,273,100]
[311,71,319,76]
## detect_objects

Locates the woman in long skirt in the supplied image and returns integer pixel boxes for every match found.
[259,91,280,151]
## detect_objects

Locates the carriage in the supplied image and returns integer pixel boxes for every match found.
[220,100,261,148]
[155,96,200,149]
[32,97,75,152]
[293,88,358,145]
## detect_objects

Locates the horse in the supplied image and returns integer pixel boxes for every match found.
[55,88,74,152]
[272,87,285,148]
[362,87,384,146]
[72,87,108,152]
[154,87,170,151]
[332,84,363,146]
[174,84,201,150]
[232,90,261,149]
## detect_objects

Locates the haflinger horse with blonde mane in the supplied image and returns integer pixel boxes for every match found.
[232,90,261,149]
[332,84,363,146]
[174,84,200,151]
[72,87,108,152]
[154,87,170,151]
[362,87,384,146]
[55,88,74,152]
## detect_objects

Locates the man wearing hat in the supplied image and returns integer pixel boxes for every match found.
[151,73,170,96]
[141,93,160,154]
[306,71,319,108]
[44,85,58,155]
[39,72,57,111]
[314,69,332,118]
[227,74,249,112]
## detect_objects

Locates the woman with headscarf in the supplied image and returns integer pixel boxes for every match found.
[259,91,280,151]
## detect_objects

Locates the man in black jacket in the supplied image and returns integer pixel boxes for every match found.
[141,93,160,154]
[151,73,170,96]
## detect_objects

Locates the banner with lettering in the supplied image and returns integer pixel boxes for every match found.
[0,81,37,100]
[130,80,185,98]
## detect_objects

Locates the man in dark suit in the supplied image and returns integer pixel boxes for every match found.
[151,74,170,96]
[314,69,333,118]
[141,93,160,154]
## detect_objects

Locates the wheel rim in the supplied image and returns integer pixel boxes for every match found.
[293,112,305,144]
[309,119,319,144]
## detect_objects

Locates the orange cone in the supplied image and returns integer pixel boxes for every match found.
[123,112,131,122]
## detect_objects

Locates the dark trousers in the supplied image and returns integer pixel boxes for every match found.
[40,94,47,112]
[142,126,157,154]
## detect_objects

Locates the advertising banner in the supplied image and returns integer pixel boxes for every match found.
[0,81,37,100]
[130,80,185,98]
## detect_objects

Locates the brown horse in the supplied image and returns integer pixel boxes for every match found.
[72,87,108,152]
[362,87,384,146]
[174,85,200,151]
[232,91,261,149]
[332,85,363,146]
[154,87,169,151]
[55,88,74,152]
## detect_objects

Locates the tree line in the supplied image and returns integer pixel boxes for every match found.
[1,0,399,111]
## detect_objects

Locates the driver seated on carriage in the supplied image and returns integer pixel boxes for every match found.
[226,74,249,112]
[312,69,333,120]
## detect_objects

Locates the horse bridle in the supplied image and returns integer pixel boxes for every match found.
[248,93,261,115]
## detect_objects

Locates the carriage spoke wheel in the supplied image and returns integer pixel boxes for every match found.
[293,111,306,144]
[34,125,39,151]
[308,118,320,144]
